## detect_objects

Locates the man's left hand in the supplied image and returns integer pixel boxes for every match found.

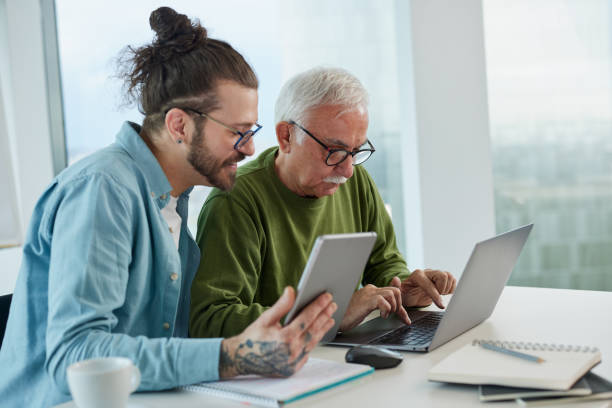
[391,269,456,309]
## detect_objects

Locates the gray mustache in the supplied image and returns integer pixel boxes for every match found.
[323,176,347,184]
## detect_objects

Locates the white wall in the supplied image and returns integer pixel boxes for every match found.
[0,0,55,295]
[0,79,21,247]
[399,0,496,275]
[0,247,21,295]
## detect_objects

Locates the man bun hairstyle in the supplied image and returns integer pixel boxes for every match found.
[148,6,205,45]
[274,66,369,144]
[118,7,258,134]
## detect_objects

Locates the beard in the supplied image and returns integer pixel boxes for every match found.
[187,124,245,191]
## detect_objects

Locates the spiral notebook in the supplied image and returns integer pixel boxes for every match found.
[428,339,601,390]
[182,358,374,407]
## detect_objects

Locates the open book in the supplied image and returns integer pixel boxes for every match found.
[428,339,601,390]
[182,358,374,407]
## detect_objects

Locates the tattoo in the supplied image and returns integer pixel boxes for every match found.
[300,322,305,330]
[296,346,308,364]
[219,342,236,378]
[219,339,308,378]
[304,331,312,344]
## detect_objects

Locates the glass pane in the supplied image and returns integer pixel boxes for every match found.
[483,0,612,290]
[55,0,408,253]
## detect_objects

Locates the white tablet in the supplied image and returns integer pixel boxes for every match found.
[284,232,377,343]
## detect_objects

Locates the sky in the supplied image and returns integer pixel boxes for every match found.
[55,0,284,159]
[483,0,612,125]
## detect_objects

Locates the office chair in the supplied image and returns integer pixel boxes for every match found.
[0,293,12,350]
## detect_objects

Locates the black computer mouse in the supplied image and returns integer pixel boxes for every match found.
[345,345,403,369]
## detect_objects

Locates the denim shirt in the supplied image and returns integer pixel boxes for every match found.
[0,122,222,407]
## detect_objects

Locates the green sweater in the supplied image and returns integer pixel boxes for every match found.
[190,147,410,338]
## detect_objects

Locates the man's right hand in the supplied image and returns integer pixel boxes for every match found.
[219,286,337,378]
[339,284,411,332]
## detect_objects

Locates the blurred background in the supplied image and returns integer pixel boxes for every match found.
[1,0,611,294]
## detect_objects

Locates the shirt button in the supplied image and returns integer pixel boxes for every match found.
[163,322,170,330]
[160,193,167,200]
[169,227,173,233]
[170,273,178,281]
[150,192,155,198]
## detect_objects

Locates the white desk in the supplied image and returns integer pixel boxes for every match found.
[57,286,612,407]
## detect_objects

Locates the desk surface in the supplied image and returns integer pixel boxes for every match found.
[57,286,612,408]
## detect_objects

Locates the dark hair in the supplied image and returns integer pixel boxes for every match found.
[118,7,258,134]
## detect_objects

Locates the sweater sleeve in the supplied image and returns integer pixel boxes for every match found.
[360,170,411,287]
[190,191,268,338]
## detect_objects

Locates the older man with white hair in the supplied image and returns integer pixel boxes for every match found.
[190,67,456,339]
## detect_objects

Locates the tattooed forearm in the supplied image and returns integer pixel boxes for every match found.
[219,340,238,378]
[219,338,308,378]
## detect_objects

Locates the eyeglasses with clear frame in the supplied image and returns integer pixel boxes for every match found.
[288,120,375,166]
[168,107,262,150]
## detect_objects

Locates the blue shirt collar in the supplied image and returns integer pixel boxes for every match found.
[116,121,178,208]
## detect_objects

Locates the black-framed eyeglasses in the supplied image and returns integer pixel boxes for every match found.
[288,120,375,166]
[168,107,262,150]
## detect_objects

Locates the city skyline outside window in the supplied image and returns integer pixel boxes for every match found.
[483,0,612,290]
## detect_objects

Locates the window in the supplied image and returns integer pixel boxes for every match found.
[483,0,612,290]
[55,1,409,252]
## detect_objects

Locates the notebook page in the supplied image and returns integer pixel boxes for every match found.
[428,340,601,390]
[188,358,373,402]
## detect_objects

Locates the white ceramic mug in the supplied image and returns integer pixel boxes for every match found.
[67,357,141,408]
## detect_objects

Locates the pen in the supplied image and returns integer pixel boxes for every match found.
[479,342,545,363]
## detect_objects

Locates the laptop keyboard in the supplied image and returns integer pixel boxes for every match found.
[370,312,443,346]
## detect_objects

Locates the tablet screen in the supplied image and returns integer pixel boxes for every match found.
[283,232,377,343]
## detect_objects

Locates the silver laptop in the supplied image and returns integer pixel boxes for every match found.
[327,224,533,352]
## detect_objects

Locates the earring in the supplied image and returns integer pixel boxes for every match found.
[177,139,183,144]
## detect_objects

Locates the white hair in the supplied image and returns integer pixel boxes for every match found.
[274,67,369,144]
